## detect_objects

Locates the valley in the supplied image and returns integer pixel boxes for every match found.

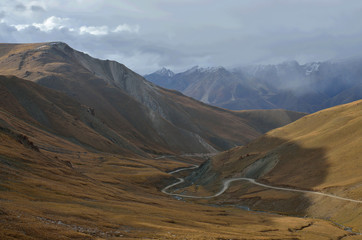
[0,117,356,239]
[0,42,361,240]
[163,166,362,203]
[171,100,362,233]
[1,112,354,239]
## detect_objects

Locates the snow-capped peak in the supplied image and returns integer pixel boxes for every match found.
[304,62,320,76]
[155,67,175,77]
[199,66,226,73]
[184,66,226,74]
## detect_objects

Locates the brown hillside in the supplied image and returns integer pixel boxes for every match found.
[186,100,362,230]
[0,75,143,155]
[233,109,306,133]
[0,106,351,239]
[210,100,362,191]
[0,42,304,154]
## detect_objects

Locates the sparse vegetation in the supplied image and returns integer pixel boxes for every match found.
[0,126,39,151]
[0,43,360,239]
[183,100,362,231]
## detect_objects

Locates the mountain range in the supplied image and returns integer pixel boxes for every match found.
[0,42,306,156]
[0,42,360,239]
[145,59,362,113]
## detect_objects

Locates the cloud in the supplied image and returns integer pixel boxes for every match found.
[1,1,362,74]
[12,24,30,31]
[31,5,45,12]
[113,24,139,33]
[0,22,17,42]
[32,16,69,32]
[78,24,140,35]
[79,25,108,35]
[5,13,140,39]
[15,4,26,11]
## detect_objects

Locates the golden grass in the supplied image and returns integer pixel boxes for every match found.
[0,109,352,239]
[0,43,358,239]
[187,100,362,231]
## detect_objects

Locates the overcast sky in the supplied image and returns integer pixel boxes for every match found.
[1,0,362,74]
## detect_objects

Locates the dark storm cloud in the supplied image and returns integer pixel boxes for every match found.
[1,0,362,74]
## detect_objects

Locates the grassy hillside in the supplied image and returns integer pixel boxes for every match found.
[0,75,143,155]
[182,100,362,231]
[233,109,306,133]
[218,100,362,191]
[0,42,355,239]
[0,108,352,239]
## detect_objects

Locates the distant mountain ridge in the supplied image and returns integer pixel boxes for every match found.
[0,42,305,156]
[145,59,362,112]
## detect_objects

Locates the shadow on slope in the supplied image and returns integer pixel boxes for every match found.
[0,75,143,155]
[0,42,307,155]
[0,127,350,239]
[183,135,330,217]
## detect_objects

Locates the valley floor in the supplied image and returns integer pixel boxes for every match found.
[0,147,358,239]
[0,102,360,239]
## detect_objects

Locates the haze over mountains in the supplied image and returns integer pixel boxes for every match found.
[145,59,362,113]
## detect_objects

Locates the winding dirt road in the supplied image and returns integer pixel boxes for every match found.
[162,166,362,203]
[168,165,198,174]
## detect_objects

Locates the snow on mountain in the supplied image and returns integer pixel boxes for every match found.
[154,67,175,77]
[304,62,320,76]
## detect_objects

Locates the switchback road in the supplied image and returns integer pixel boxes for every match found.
[162,166,362,203]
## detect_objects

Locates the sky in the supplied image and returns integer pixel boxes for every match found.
[1,0,362,74]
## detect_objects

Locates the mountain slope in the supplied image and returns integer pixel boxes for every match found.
[0,102,349,239]
[145,66,275,110]
[0,75,142,155]
[201,100,362,190]
[0,42,304,154]
[0,43,354,239]
[183,100,362,230]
